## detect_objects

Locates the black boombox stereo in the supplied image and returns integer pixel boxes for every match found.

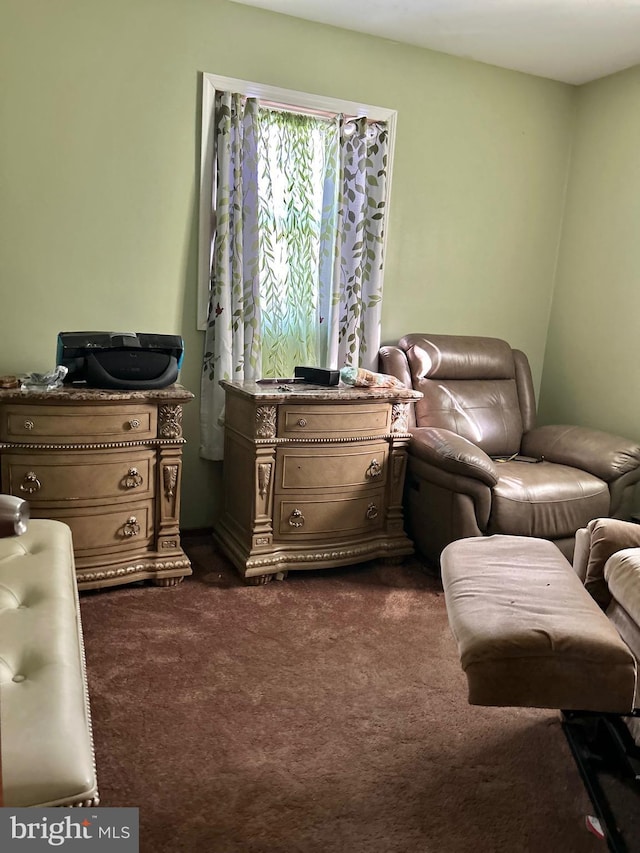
[57,331,184,390]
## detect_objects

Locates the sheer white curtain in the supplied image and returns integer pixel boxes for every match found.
[256,108,338,378]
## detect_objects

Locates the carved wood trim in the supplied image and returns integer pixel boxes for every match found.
[391,402,411,433]
[0,439,186,450]
[245,541,411,570]
[255,406,277,438]
[258,462,272,498]
[77,558,191,585]
[158,404,183,438]
[163,464,179,498]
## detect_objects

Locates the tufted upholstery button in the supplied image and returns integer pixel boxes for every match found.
[12,674,26,683]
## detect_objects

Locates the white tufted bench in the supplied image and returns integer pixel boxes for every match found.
[0,519,98,807]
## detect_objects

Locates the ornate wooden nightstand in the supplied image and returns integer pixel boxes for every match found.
[214,381,422,584]
[0,384,193,589]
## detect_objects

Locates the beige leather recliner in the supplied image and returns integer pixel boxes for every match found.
[573,517,640,746]
[379,333,640,564]
[440,520,640,848]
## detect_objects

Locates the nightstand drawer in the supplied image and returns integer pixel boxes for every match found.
[2,450,155,504]
[1,405,156,443]
[277,442,388,490]
[31,501,155,554]
[279,403,391,439]
[275,490,385,538]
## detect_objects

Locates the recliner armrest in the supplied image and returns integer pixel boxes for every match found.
[573,517,640,609]
[378,345,412,389]
[604,548,640,630]
[410,427,498,487]
[521,425,640,482]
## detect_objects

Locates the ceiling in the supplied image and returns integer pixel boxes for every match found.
[230,0,640,85]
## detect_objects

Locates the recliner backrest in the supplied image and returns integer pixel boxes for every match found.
[398,333,536,457]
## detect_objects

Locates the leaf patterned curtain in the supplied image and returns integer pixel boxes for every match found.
[200,92,262,460]
[319,117,389,371]
[201,94,390,460]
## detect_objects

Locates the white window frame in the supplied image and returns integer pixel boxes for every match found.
[197,73,398,330]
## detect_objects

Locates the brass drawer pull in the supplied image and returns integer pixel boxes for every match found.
[128,419,141,430]
[124,468,143,489]
[296,418,307,428]
[23,420,35,431]
[19,471,41,494]
[366,459,383,479]
[123,516,141,537]
[288,508,305,528]
[366,503,379,520]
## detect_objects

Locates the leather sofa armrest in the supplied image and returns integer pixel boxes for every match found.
[576,517,640,609]
[604,548,640,629]
[521,425,640,482]
[573,526,591,582]
[378,345,412,389]
[410,427,499,487]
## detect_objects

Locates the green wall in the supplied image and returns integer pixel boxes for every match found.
[1,0,575,528]
[538,65,640,446]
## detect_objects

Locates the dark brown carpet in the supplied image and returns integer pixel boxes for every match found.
[79,535,604,853]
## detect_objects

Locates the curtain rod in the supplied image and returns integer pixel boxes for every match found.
[249,96,383,125]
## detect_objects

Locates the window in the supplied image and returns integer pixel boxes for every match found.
[198,74,396,458]
[255,105,336,377]
[199,76,396,326]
